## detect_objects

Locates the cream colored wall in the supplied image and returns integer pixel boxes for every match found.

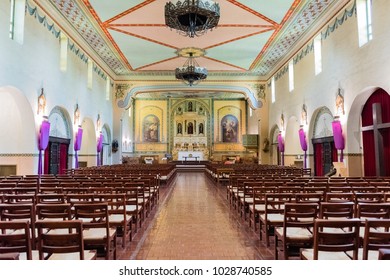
[268,0,390,176]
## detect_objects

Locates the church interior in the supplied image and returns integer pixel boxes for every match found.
[1,0,390,261]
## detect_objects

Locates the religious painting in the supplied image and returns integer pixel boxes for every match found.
[143,114,159,142]
[221,115,239,143]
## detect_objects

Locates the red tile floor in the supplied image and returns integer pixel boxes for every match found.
[116,172,275,260]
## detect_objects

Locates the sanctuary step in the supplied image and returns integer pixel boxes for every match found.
[172,161,207,172]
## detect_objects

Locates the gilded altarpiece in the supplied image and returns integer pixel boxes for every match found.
[169,99,211,160]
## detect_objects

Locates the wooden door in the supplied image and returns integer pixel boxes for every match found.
[44,137,70,175]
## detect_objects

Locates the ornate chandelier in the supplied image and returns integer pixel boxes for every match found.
[175,48,207,86]
[165,0,220,38]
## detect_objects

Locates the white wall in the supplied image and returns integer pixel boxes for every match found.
[268,0,390,175]
[0,2,113,174]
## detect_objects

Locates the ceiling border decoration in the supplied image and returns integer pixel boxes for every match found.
[47,0,130,75]
[252,0,335,75]
[27,0,61,38]
[272,0,355,81]
[322,1,356,40]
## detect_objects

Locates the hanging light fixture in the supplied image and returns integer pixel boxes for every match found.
[175,47,207,86]
[165,0,220,38]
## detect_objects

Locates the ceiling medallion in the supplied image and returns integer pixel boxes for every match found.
[165,0,220,38]
[175,47,207,87]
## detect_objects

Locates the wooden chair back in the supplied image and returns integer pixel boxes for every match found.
[0,220,32,260]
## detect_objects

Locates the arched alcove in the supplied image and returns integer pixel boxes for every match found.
[0,86,37,175]
[284,116,301,167]
[101,123,112,165]
[79,117,98,167]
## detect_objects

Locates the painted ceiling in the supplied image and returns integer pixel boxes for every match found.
[42,0,347,79]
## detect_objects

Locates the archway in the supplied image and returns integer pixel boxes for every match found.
[311,107,338,176]
[44,106,72,175]
[269,125,280,165]
[0,86,36,175]
[101,124,112,166]
[361,89,390,176]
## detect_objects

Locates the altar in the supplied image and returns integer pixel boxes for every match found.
[178,151,204,161]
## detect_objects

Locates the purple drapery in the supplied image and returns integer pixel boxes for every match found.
[74,127,83,169]
[38,120,50,175]
[299,128,308,168]
[96,133,104,166]
[277,133,285,166]
[332,120,345,162]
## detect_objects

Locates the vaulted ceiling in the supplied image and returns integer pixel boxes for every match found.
[37,0,349,81]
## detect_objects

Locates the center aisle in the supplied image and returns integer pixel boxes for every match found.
[131,172,272,260]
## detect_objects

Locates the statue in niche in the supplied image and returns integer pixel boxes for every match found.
[188,122,194,134]
[177,106,183,115]
[199,123,204,134]
[177,123,182,135]
[188,101,193,112]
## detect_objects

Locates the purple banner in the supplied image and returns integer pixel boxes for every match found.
[298,128,308,151]
[39,120,50,150]
[332,120,345,150]
[277,133,285,153]
[74,127,83,151]
[97,133,104,153]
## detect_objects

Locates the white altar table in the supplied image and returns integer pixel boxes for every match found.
[178,151,203,161]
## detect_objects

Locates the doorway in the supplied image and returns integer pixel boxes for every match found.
[44,136,70,175]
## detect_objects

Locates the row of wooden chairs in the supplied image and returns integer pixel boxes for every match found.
[272,203,390,260]
[243,188,390,231]
[0,202,119,260]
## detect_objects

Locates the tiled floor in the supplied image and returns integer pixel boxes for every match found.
[117,172,275,260]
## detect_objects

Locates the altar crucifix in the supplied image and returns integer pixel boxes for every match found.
[361,103,390,176]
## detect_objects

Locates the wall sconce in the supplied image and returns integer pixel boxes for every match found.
[74,104,80,126]
[38,116,50,175]
[277,131,285,166]
[37,88,46,116]
[332,116,345,162]
[298,125,308,168]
